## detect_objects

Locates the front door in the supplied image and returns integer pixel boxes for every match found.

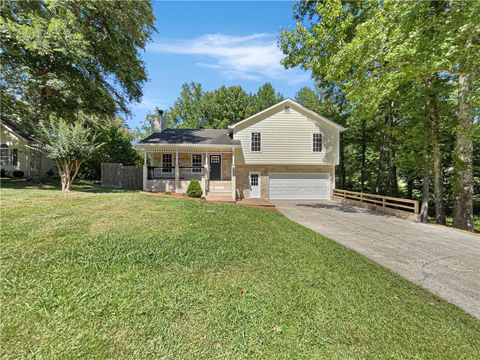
[209,155,222,180]
[249,172,260,198]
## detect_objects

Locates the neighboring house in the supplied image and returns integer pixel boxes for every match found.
[136,99,346,201]
[0,118,55,177]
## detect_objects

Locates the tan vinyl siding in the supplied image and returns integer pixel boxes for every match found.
[233,107,340,165]
[0,124,55,176]
[1,124,30,174]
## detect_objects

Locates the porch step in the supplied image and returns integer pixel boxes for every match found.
[206,195,235,203]
[208,188,231,194]
[209,181,232,191]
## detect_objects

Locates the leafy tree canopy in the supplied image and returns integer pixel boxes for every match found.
[161,82,285,129]
[252,82,284,113]
[35,117,103,191]
[1,0,156,130]
[80,118,142,180]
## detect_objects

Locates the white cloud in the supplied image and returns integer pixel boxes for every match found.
[147,33,309,84]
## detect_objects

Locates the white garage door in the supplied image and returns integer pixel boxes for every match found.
[269,173,330,200]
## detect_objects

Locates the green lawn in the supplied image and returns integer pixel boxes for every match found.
[1,181,479,359]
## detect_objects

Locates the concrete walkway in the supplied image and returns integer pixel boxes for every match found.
[274,200,480,319]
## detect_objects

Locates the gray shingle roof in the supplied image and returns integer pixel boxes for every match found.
[0,118,33,140]
[138,128,240,146]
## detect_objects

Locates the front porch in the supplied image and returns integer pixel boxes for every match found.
[142,147,236,200]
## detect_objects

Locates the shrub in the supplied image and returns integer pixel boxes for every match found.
[0,169,6,178]
[186,179,203,198]
[13,170,25,178]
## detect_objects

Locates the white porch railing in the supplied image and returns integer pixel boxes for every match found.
[148,166,204,181]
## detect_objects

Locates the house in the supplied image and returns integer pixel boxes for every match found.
[136,99,346,201]
[0,118,56,178]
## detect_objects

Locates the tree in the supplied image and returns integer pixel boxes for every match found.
[203,86,253,128]
[280,0,479,231]
[252,83,284,113]
[295,86,349,189]
[166,83,206,128]
[1,0,155,175]
[165,83,255,129]
[36,117,103,191]
[80,118,142,180]
[295,87,321,113]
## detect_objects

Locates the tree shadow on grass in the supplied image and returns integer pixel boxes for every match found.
[0,178,138,194]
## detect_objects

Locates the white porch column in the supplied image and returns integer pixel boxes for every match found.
[175,150,179,191]
[143,148,147,191]
[231,148,236,200]
[204,151,209,192]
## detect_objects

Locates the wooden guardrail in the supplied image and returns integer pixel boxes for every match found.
[332,189,419,214]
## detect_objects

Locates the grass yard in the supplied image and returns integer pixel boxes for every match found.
[1,181,480,359]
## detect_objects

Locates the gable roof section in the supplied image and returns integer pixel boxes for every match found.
[0,118,33,141]
[137,128,241,147]
[229,98,346,132]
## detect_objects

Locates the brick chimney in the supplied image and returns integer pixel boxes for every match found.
[150,108,167,133]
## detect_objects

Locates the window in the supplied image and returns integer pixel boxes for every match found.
[312,133,323,152]
[251,132,261,152]
[162,153,173,173]
[0,144,17,166]
[250,173,259,186]
[192,154,202,173]
[0,145,9,165]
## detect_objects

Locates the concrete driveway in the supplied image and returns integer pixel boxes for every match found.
[274,200,480,318]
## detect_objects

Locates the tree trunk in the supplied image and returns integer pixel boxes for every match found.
[389,148,398,196]
[432,128,446,225]
[407,179,414,199]
[339,134,346,189]
[57,160,82,192]
[375,117,387,194]
[387,101,398,196]
[360,120,366,192]
[29,150,43,183]
[420,168,430,223]
[425,76,446,225]
[420,108,433,223]
[453,73,474,231]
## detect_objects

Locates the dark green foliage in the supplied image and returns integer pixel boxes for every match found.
[161,82,284,129]
[165,82,206,128]
[281,0,480,230]
[0,169,6,178]
[1,0,156,130]
[80,118,141,180]
[35,118,102,191]
[251,82,284,113]
[12,170,24,178]
[186,179,203,198]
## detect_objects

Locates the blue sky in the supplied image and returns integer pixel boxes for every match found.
[127,0,313,129]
